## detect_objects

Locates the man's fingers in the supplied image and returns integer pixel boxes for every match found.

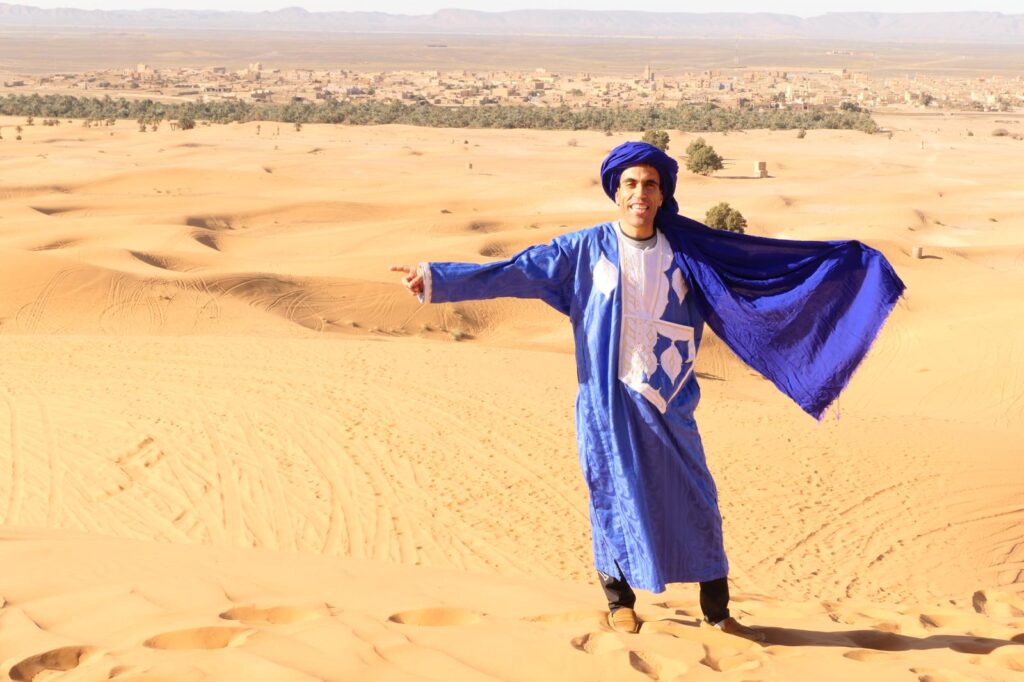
[390,264,423,295]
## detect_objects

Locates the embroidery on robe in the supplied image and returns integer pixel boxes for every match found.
[617,231,696,414]
[592,254,618,297]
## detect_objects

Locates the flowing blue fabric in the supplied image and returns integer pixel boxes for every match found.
[601,141,906,418]
[420,141,904,592]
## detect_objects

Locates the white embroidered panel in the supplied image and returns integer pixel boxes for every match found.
[616,229,696,414]
[671,268,688,302]
[592,255,618,297]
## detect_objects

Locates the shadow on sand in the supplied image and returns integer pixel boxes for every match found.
[646,616,1023,655]
[760,625,1022,654]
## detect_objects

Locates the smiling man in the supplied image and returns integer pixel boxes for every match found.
[617,163,663,238]
[391,141,904,640]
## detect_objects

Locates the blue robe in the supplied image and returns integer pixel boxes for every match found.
[424,222,727,592]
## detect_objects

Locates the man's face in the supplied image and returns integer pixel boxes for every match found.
[616,165,663,233]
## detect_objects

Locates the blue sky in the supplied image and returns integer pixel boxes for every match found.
[16,1,1023,15]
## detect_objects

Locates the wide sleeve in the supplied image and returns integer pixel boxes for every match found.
[420,240,575,316]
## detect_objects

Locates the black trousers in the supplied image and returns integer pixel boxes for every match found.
[598,568,730,623]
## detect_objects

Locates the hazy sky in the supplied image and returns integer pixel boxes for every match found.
[16,1,1023,15]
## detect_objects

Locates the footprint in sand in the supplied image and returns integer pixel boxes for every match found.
[143,626,252,650]
[698,642,762,673]
[572,629,695,680]
[9,646,102,681]
[387,607,483,626]
[220,605,320,625]
[972,589,1024,619]
[571,631,624,655]
[629,649,689,680]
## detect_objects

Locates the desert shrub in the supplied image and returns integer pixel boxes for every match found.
[992,128,1009,137]
[705,202,747,233]
[796,128,807,139]
[685,137,708,156]
[178,115,195,130]
[685,140,723,176]
[642,129,670,151]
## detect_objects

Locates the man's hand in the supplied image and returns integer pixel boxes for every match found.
[390,264,424,297]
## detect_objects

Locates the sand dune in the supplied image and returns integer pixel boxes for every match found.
[0,113,1021,680]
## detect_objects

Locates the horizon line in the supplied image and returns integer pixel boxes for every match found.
[3,4,1022,17]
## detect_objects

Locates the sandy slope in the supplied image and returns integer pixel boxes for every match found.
[0,112,1020,680]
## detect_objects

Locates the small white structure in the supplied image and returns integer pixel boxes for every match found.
[912,246,924,259]
[756,161,768,178]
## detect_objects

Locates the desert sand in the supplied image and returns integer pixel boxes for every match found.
[0,112,1021,680]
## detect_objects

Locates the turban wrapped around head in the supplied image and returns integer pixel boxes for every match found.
[600,141,680,218]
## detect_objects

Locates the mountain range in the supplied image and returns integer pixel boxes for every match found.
[1,4,1022,43]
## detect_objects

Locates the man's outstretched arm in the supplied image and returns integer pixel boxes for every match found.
[389,241,574,315]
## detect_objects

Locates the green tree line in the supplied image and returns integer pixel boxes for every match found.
[0,93,879,133]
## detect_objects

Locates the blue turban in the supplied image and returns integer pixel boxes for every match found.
[599,140,905,419]
[600,141,680,217]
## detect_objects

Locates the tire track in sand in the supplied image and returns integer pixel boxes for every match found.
[0,385,25,524]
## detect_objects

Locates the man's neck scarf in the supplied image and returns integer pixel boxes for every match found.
[601,141,906,419]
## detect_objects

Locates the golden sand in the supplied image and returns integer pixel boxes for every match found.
[0,113,1020,680]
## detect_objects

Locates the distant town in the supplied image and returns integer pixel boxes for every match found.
[2,60,1021,113]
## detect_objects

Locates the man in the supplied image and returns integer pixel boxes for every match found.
[392,141,903,640]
